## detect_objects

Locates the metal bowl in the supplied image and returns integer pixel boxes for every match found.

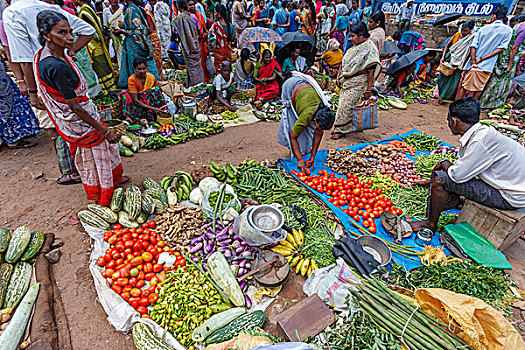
[357,235,392,267]
[247,205,285,233]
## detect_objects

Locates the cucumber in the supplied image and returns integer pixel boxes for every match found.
[0,228,10,253]
[125,185,142,220]
[192,307,245,342]
[0,263,13,307]
[132,323,173,350]
[3,261,32,309]
[118,142,134,156]
[110,188,125,212]
[87,204,118,223]
[20,231,45,262]
[118,211,139,229]
[78,210,110,230]
[205,310,265,345]
[141,194,156,215]
[5,226,31,263]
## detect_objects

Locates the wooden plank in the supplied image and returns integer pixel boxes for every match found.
[470,212,488,233]
[477,214,499,238]
[488,220,514,249]
[277,294,335,341]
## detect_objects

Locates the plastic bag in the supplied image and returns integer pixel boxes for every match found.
[162,92,178,115]
[201,186,241,221]
[303,258,361,312]
[250,343,318,350]
[82,222,186,350]
[232,206,286,246]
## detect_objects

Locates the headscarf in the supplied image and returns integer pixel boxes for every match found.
[327,38,340,51]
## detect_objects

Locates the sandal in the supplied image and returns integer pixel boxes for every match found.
[6,138,38,149]
[380,211,412,242]
[57,174,82,185]
[330,133,345,140]
[118,175,131,185]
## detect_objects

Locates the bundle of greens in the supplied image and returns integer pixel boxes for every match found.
[402,133,441,151]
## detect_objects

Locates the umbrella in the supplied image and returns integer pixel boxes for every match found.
[238,27,282,44]
[275,32,317,68]
[512,72,525,89]
[433,12,462,26]
[381,41,401,55]
[386,49,430,75]
[438,36,453,49]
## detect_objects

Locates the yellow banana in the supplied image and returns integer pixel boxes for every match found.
[295,258,305,274]
[290,255,302,268]
[286,232,297,248]
[301,258,310,276]
[311,260,319,270]
[272,245,292,256]
[294,229,304,246]
[307,264,314,277]
[280,240,295,251]
[285,255,292,263]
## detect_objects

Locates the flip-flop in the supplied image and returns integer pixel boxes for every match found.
[118,175,131,185]
[6,138,37,149]
[380,211,412,242]
[330,133,345,140]
[57,174,82,185]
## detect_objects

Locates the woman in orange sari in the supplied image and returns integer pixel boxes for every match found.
[253,49,282,109]
[189,0,209,81]
[210,4,234,73]
[301,0,316,37]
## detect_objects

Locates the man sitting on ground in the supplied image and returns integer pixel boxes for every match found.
[410,97,525,233]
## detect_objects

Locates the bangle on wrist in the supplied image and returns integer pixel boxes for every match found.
[28,89,38,94]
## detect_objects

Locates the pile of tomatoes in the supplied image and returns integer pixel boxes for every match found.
[97,221,186,317]
[291,169,403,233]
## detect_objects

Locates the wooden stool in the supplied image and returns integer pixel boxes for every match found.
[456,199,525,251]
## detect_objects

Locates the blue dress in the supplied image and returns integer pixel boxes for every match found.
[0,62,40,145]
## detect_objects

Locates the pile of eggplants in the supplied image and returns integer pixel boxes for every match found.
[187,221,260,308]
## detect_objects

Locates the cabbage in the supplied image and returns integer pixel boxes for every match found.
[199,177,220,194]
[189,187,204,205]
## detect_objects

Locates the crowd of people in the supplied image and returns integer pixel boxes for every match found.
[0,0,524,204]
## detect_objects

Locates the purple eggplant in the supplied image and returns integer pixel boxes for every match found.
[218,246,229,252]
[232,260,241,265]
[223,250,232,258]
[205,249,215,260]
[235,245,246,254]
[202,263,208,272]
[190,242,203,253]
[244,294,252,309]
[239,281,247,292]
[231,240,241,248]
[191,256,200,263]
[217,238,232,246]
[190,235,203,245]
[241,251,252,258]
[216,233,230,241]
[205,240,214,253]
[239,260,247,268]
[237,268,247,277]
[201,222,213,230]
[245,262,252,269]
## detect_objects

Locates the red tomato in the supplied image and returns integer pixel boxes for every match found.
[152,264,163,273]
[363,220,370,228]
[111,285,122,294]
[143,262,153,273]
[142,223,149,229]
[368,226,377,233]
[396,208,403,215]
[129,300,140,310]
[145,272,155,281]
[124,240,134,249]
[130,288,142,297]
[142,289,150,298]
[148,293,159,304]
[113,224,122,230]
[136,306,148,315]
[119,267,130,278]
[136,280,146,288]
[131,256,143,266]
[137,271,145,281]
[106,277,114,286]
[148,221,157,229]
[115,243,125,252]
[120,292,130,301]
[142,252,153,262]
[141,314,151,319]
[111,271,121,280]
[150,276,159,286]
[139,298,150,307]
[129,277,137,287]
[107,235,118,245]
[97,257,106,267]
[352,215,361,222]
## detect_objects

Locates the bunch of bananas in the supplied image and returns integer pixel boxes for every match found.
[160,171,194,201]
[237,157,268,170]
[272,229,319,278]
[209,161,239,184]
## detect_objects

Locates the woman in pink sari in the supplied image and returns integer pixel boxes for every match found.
[34,10,127,206]
[253,49,282,109]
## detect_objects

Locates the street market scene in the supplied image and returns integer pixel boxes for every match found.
[1,0,525,348]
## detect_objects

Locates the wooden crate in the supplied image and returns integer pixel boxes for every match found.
[456,199,525,251]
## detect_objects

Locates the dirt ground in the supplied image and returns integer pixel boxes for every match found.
[1,102,524,349]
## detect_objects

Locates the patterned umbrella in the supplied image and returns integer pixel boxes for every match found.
[238,27,283,44]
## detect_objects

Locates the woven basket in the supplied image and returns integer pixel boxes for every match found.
[96,95,122,120]
[212,102,229,114]
[236,85,256,100]
[231,93,250,106]
[105,119,126,138]
[315,77,328,90]
[195,97,210,113]
[157,114,173,125]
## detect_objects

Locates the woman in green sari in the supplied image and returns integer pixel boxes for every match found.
[117,0,160,89]
[74,0,117,93]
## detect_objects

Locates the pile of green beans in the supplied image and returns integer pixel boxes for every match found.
[281,196,337,230]
[352,278,473,350]
[415,153,457,179]
[402,133,441,151]
[388,185,428,219]
[233,165,307,204]
[149,264,224,347]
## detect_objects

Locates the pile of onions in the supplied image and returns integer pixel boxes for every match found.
[430,145,458,155]
[374,154,423,184]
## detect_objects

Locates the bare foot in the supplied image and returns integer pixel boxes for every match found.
[331,133,345,140]
[118,175,131,185]
[409,219,436,233]
[434,99,442,106]
[57,173,82,185]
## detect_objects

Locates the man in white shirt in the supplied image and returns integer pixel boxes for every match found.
[396,0,415,33]
[3,0,94,185]
[410,97,525,233]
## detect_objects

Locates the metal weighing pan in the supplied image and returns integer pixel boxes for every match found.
[253,251,290,288]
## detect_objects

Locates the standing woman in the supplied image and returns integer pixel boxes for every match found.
[368,11,385,53]
[332,22,380,139]
[75,0,117,92]
[143,4,164,78]
[300,0,316,37]
[189,0,209,81]
[316,0,335,53]
[480,17,525,109]
[436,20,475,104]
[118,0,159,88]
[210,4,234,73]
[362,0,372,26]
[34,11,127,206]
[153,0,171,59]
[173,0,204,87]
[102,0,125,65]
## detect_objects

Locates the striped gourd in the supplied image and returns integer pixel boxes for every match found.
[125,185,142,220]
[110,188,125,212]
[118,211,140,229]
[20,231,45,262]
[141,194,156,215]
[152,199,166,214]
[132,323,173,350]
[142,177,163,192]
[144,188,167,204]
[3,261,32,309]
[87,204,118,223]
[5,226,31,264]
[78,210,110,230]
[0,263,13,307]
[136,211,148,224]
[205,311,265,345]
[0,228,10,253]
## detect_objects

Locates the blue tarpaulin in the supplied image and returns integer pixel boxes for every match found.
[278,129,453,270]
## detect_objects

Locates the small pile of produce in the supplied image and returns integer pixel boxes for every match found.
[481,120,524,143]
[219,110,243,122]
[118,132,145,157]
[358,173,400,197]
[97,220,181,316]
[209,161,239,183]
[388,185,428,219]
[282,196,337,230]
[261,102,282,120]
[352,278,472,350]
[375,153,422,184]
[386,140,415,155]
[415,153,457,179]
[437,213,457,233]
[155,206,205,254]
[390,261,515,312]
[429,145,457,155]
[159,171,194,204]
[144,122,224,150]
[402,89,432,104]
[324,148,376,176]
[78,178,169,230]
[272,228,322,277]
[354,143,399,161]
[402,133,441,151]
[92,91,119,106]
